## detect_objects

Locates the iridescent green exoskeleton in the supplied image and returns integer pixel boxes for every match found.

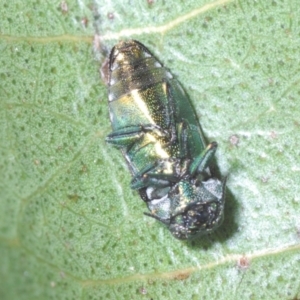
[106,40,226,240]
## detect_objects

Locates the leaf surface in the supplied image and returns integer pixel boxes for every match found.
[1,0,300,299]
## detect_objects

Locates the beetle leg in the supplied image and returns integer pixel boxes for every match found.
[106,126,144,147]
[106,124,166,148]
[189,141,218,175]
[131,161,178,190]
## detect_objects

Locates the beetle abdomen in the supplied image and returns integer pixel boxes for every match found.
[107,41,203,174]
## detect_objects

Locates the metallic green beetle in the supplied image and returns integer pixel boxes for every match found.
[106,40,226,240]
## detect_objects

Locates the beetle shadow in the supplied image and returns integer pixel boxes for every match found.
[184,156,240,249]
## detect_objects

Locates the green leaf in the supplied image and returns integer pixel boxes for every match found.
[1,0,300,299]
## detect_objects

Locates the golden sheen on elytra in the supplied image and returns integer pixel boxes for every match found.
[105,40,226,240]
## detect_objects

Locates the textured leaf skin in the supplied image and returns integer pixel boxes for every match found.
[1,0,300,299]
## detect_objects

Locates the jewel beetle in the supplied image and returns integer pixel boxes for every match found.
[106,40,226,239]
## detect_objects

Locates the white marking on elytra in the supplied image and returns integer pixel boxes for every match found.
[109,109,114,122]
[108,93,114,102]
[166,71,173,79]
[150,195,168,205]
[143,51,151,58]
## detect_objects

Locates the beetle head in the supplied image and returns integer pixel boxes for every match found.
[168,178,226,240]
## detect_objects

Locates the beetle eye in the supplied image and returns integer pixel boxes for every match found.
[169,201,223,239]
[187,209,209,225]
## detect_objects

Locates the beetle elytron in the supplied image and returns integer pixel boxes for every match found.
[106,40,226,240]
